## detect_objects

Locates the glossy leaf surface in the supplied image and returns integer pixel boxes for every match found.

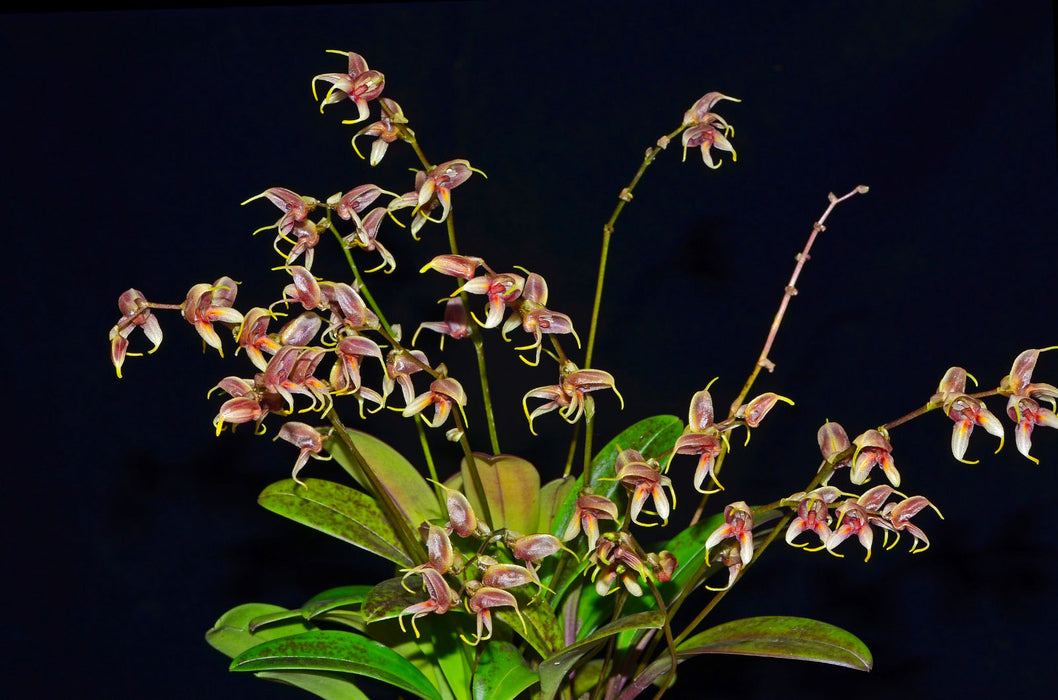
[362,577,425,624]
[473,641,538,700]
[205,603,369,700]
[259,478,413,567]
[618,616,872,698]
[676,616,873,669]
[497,599,562,658]
[327,428,441,528]
[230,629,443,700]
[461,453,540,534]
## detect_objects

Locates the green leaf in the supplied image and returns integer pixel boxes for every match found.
[206,603,369,700]
[327,428,441,528]
[676,616,873,670]
[230,629,443,700]
[362,577,424,624]
[258,478,413,567]
[254,671,370,700]
[537,476,576,534]
[425,619,473,700]
[538,611,665,700]
[461,454,540,534]
[302,585,374,620]
[206,603,314,659]
[619,616,873,698]
[473,641,538,700]
[497,599,563,658]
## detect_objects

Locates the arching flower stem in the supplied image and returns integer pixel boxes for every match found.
[728,186,869,415]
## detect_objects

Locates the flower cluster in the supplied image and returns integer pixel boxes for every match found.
[398,483,569,644]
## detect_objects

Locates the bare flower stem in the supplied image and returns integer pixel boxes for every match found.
[584,126,686,370]
[728,186,869,415]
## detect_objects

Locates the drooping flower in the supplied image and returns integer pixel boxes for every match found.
[460,581,526,645]
[419,254,487,280]
[826,500,876,561]
[242,187,319,240]
[930,367,1004,463]
[109,288,164,378]
[403,377,468,429]
[413,298,472,349]
[875,495,943,554]
[1007,395,1058,464]
[234,307,281,371]
[351,97,408,165]
[562,494,619,551]
[329,334,384,395]
[413,159,485,225]
[501,272,579,366]
[588,532,650,598]
[523,365,623,435]
[850,429,900,486]
[331,183,395,227]
[733,392,794,431]
[704,501,755,571]
[342,207,396,273]
[998,347,1058,401]
[318,280,379,337]
[615,449,675,526]
[181,277,244,356]
[670,386,727,492]
[210,376,270,435]
[312,50,385,122]
[681,92,740,168]
[457,271,525,329]
[274,421,330,486]
[399,567,459,638]
[784,487,841,551]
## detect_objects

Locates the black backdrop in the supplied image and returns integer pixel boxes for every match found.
[5,2,1057,698]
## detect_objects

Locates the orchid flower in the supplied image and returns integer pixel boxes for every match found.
[312,50,385,122]
[109,288,163,377]
[181,277,243,356]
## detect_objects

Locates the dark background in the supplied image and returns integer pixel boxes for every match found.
[5,2,1056,698]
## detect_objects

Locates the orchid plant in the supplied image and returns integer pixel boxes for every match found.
[108,50,1056,700]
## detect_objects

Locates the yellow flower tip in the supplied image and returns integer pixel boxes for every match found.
[956,456,980,465]
[614,387,625,410]
[826,548,845,559]
[803,543,825,553]
[518,353,539,368]
[1027,453,1041,465]
[993,436,1005,455]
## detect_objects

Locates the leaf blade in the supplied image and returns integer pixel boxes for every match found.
[258,478,413,567]
[230,629,443,700]
[327,428,441,528]
[676,615,873,670]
